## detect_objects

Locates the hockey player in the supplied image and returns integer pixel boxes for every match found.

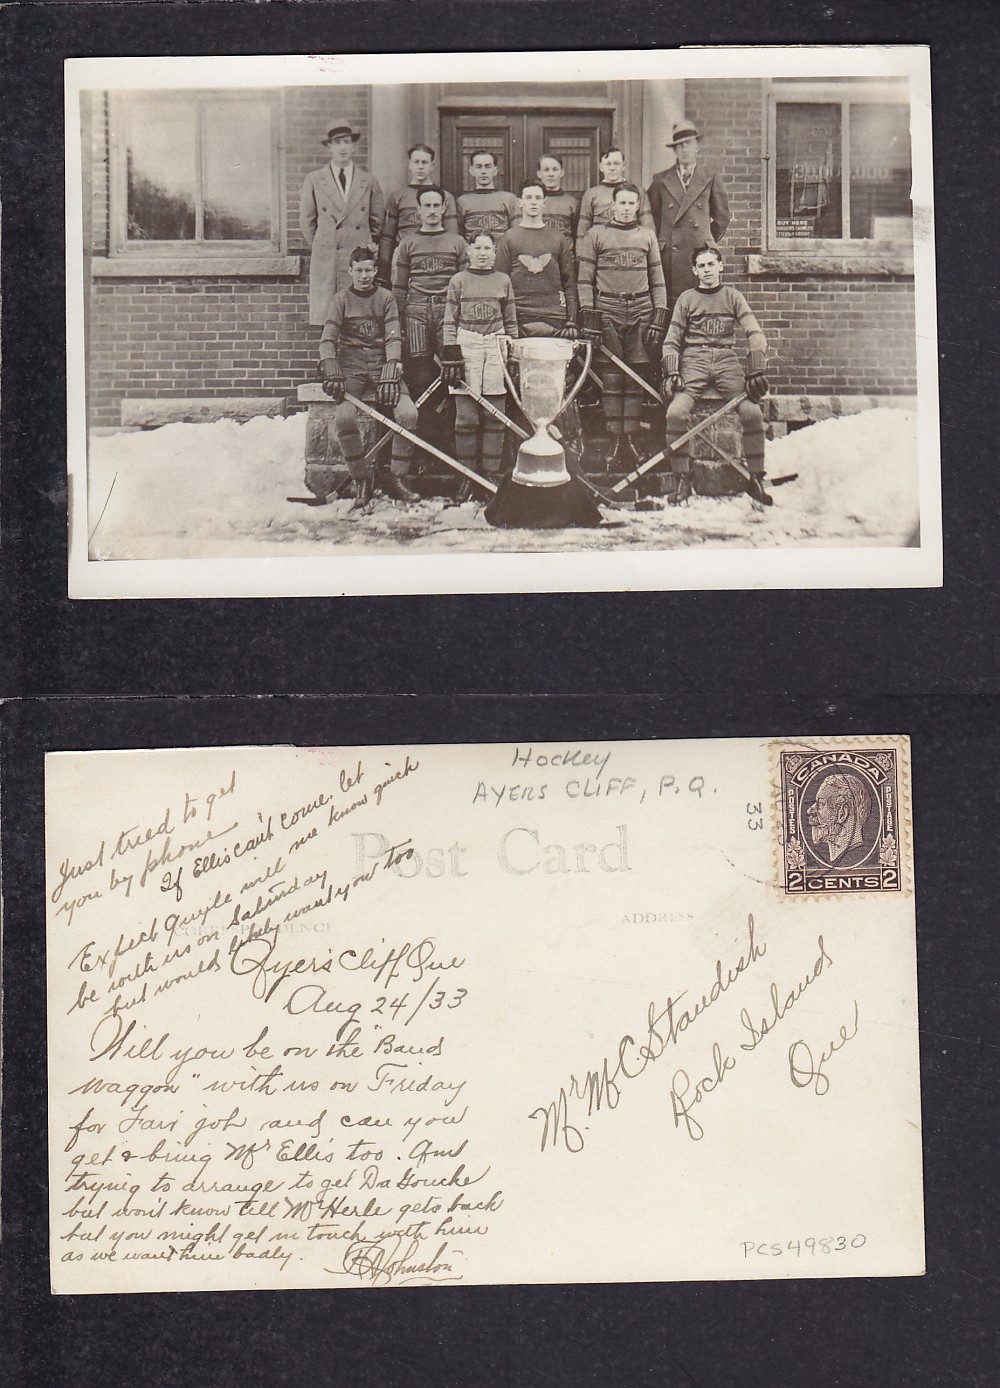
[440,232,519,498]
[378,143,459,286]
[661,244,771,505]
[495,182,583,464]
[392,184,469,457]
[578,182,668,467]
[537,153,580,245]
[319,244,419,508]
[576,147,654,257]
[494,182,578,336]
[457,151,519,241]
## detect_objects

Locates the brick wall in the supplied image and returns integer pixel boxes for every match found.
[88,277,316,425]
[686,79,917,395]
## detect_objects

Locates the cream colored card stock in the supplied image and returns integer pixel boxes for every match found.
[46,738,922,1293]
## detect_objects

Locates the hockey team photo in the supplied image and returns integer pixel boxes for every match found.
[66,47,939,596]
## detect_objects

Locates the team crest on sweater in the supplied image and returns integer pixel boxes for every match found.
[517,252,553,275]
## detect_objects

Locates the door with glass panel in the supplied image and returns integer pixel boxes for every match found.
[441,110,613,197]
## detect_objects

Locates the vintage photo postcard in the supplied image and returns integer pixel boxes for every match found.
[47,736,923,1294]
[65,45,939,598]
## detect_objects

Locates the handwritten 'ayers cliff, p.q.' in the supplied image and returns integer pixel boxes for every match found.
[45,739,923,1294]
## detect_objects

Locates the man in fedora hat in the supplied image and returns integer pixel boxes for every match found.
[300,121,386,327]
[647,120,730,309]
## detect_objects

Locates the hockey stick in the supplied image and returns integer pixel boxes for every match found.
[610,392,748,494]
[362,374,443,465]
[597,343,664,404]
[343,392,499,495]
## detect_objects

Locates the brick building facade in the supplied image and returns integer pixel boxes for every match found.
[82,78,916,427]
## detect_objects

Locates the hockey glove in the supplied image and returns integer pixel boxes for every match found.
[747,373,770,403]
[746,351,769,402]
[556,320,579,340]
[319,358,346,403]
[440,344,465,388]
[661,348,683,399]
[579,308,604,347]
[642,307,670,356]
[376,359,402,409]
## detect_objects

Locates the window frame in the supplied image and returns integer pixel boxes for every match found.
[108,89,285,260]
[765,80,912,256]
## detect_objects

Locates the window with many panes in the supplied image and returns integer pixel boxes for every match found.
[767,81,912,251]
[109,91,283,256]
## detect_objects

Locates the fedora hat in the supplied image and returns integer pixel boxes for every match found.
[325,122,361,143]
[667,121,700,146]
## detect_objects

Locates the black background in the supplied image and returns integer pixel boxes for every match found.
[2,2,999,1385]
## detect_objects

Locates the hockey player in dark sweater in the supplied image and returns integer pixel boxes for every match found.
[377,142,459,286]
[495,182,583,465]
[319,245,420,508]
[440,232,519,498]
[578,182,669,467]
[494,182,578,335]
[537,153,580,245]
[457,150,519,242]
[662,244,771,505]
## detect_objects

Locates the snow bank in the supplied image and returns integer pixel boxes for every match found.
[86,406,919,559]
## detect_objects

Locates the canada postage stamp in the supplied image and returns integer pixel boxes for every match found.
[776,743,906,895]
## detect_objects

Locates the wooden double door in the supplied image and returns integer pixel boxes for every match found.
[441,109,614,197]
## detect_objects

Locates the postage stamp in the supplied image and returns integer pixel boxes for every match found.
[776,743,906,895]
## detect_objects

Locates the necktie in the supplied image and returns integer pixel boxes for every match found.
[338,169,347,195]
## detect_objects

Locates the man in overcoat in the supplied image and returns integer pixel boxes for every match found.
[300,121,386,327]
[646,121,731,309]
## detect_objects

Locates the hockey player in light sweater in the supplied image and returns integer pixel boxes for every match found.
[661,243,771,505]
[440,232,519,500]
[537,153,580,245]
[457,151,519,242]
[319,244,419,509]
[377,142,459,286]
[578,182,669,468]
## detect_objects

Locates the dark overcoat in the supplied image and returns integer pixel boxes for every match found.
[646,164,731,307]
[300,164,386,325]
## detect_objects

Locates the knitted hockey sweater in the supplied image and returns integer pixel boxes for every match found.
[443,268,518,342]
[541,190,580,243]
[457,189,520,240]
[577,223,666,309]
[378,186,460,278]
[494,225,578,326]
[663,284,767,357]
[576,183,654,253]
[319,286,402,368]
[392,230,469,307]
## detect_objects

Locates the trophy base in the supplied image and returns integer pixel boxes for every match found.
[484,474,604,529]
[510,430,572,489]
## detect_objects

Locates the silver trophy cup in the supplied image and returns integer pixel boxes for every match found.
[501,337,592,487]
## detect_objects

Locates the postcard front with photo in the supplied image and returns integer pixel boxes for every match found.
[66,46,939,597]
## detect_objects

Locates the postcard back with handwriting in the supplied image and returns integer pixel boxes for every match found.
[46,738,922,1293]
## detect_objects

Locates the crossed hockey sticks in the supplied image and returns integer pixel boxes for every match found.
[610,392,749,494]
[344,391,499,496]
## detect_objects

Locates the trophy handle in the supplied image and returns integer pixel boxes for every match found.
[555,340,592,421]
[499,336,524,414]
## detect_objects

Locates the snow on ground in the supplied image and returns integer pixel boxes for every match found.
[86,407,919,560]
